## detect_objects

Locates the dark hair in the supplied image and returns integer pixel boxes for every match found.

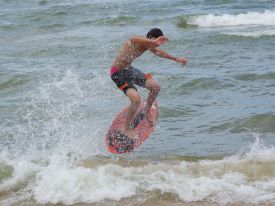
[146,28,163,39]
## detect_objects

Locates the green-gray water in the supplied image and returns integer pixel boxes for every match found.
[0,0,275,205]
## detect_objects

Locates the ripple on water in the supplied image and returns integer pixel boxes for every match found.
[209,113,275,133]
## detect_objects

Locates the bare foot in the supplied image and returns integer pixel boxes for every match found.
[144,110,154,126]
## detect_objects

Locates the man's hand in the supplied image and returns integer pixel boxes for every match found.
[155,36,168,47]
[175,57,188,65]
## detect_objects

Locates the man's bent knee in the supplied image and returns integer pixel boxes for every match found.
[149,83,160,95]
[145,80,160,93]
[153,83,160,93]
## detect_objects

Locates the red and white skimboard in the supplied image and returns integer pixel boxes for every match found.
[105,100,158,154]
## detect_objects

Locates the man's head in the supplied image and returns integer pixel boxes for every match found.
[146,28,163,39]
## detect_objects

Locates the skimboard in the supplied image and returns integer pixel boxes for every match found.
[105,100,158,154]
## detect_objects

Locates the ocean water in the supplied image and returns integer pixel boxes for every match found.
[0,0,275,205]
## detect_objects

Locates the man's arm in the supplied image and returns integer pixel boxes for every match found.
[130,36,168,49]
[150,47,188,65]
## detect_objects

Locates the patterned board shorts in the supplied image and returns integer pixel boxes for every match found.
[110,66,152,94]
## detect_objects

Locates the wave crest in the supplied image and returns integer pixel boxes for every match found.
[180,10,275,27]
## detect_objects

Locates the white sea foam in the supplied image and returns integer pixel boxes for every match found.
[188,10,275,27]
[0,154,41,192]
[224,29,275,37]
[33,163,138,205]
[27,136,275,205]
[0,68,112,205]
[1,134,275,205]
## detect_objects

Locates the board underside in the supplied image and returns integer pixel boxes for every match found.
[106,100,158,154]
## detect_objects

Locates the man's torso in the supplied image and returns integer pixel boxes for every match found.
[112,38,147,70]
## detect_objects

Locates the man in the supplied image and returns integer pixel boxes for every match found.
[110,28,188,138]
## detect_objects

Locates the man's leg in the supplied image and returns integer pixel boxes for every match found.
[144,79,160,122]
[125,88,141,137]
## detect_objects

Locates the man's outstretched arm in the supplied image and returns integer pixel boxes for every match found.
[150,47,188,65]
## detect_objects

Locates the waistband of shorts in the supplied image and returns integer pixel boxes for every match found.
[110,66,120,77]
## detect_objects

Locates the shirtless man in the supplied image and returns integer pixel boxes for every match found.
[110,28,188,138]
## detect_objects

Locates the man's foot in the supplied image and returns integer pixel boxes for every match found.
[131,112,145,129]
[144,110,154,126]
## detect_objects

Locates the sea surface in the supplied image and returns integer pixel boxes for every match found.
[0,0,275,205]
